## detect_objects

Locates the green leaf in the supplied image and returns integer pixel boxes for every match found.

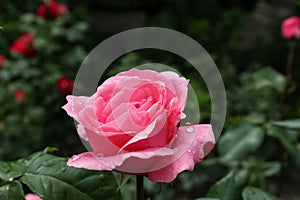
[242,186,282,200]
[266,124,297,154]
[251,67,285,93]
[207,171,242,200]
[218,126,264,162]
[0,159,27,181]
[21,153,121,200]
[291,143,300,170]
[196,198,220,200]
[271,119,300,129]
[296,0,300,6]
[0,181,25,200]
[263,162,281,177]
[117,174,132,191]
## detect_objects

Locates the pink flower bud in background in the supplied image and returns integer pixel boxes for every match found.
[25,193,42,200]
[281,16,300,39]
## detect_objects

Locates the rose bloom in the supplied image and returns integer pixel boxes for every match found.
[36,0,68,19]
[63,69,215,183]
[25,193,42,200]
[0,55,5,68]
[14,89,26,103]
[56,76,74,94]
[281,16,300,39]
[10,32,36,57]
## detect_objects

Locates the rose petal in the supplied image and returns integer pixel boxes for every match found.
[77,105,101,132]
[62,95,89,122]
[67,147,174,174]
[67,152,113,171]
[120,111,167,148]
[147,124,215,183]
[77,124,88,141]
[159,71,189,111]
[85,128,121,156]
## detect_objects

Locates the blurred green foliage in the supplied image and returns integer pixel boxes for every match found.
[1,0,300,200]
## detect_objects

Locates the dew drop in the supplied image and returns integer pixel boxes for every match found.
[186,126,194,133]
[99,174,105,180]
[187,149,191,153]
[175,134,178,138]
[8,177,13,181]
[185,122,194,133]
[71,155,80,162]
[192,151,196,154]
[185,122,192,126]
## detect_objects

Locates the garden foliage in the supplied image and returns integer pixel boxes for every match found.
[1,0,300,199]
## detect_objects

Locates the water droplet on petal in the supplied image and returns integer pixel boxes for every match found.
[185,122,192,126]
[175,134,178,138]
[187,149,191,153]
[186,126,194,133]
[192,151,196,154]
[71,155,80,162]
[184,122,194,133]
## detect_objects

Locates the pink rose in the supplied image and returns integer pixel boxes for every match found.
[281,16,300,39]
[25,193,42,200]
[63,69,215,183]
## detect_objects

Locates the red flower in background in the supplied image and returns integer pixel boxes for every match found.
[281,16,300,39]
[14,90,26,103]
[36,0,68,19]
[56,76,73,94]
[10,32,36,57]
[0,55,5,68]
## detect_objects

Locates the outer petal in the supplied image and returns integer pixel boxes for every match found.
[67,152,113,171]
[25,193,42,200]
[67,147,174,173]
[148,124,215,183]
[62,95,89,122]
[159,71,189,111]
[77,124,88,141]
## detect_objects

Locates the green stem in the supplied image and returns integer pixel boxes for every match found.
[285,41,295,88]
[136,175,144,200]
[280,41,296,117]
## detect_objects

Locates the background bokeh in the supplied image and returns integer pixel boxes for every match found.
[1,0,300,199]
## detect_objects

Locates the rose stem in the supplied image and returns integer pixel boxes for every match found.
[285,41,295,89]
[280,40,295,117]
[136,175,144,200]
[278,40,296,196]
